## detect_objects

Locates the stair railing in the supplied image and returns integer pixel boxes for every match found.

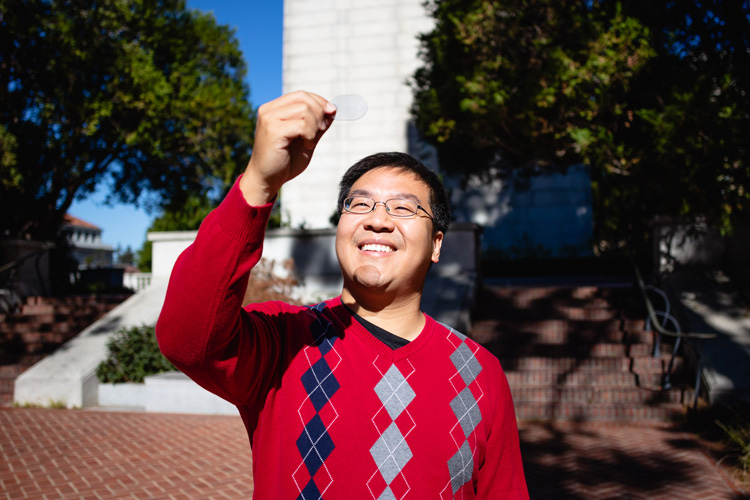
[0,243,56,313]
[631,259,716,409]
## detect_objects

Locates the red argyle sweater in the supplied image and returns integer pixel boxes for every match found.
[156,180,528,499]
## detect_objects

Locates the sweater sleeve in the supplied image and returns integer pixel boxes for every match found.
[476,359,530,499]
[155,176,283,407]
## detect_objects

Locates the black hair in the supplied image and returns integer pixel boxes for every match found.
[336,152,451,234]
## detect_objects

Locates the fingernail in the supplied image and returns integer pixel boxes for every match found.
[325,102,337,114]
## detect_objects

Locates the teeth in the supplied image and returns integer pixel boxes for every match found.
[360,244,394,253]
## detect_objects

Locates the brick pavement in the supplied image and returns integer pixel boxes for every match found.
[0,408,252,499]
[1,407,748,499]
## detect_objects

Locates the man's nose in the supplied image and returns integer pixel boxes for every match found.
[363,203,394,231]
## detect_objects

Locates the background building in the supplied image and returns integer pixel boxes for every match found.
[63,215,114,268]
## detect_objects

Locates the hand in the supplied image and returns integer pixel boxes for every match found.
[240,91,336,206]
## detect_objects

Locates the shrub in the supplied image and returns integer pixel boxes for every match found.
[96,324,175,383]
[716,405,750,474]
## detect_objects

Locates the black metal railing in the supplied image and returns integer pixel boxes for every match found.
[631,258,716,409]
[0,243,56,313]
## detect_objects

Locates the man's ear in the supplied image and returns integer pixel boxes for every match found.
[431,231,444,263]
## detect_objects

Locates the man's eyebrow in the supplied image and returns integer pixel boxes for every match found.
[348,189,423,203]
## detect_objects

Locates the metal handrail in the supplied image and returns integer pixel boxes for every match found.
[631,258,716,408]
[0,243,56,312]
[0,243,56,274]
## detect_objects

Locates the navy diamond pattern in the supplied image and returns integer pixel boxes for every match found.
[296,414,335,476]
[302,357,341,411]
[294,303,341,499]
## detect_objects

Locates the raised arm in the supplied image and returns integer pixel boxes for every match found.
[240,91,336,205]
[155,91,336,405]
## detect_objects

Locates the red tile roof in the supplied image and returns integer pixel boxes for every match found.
[64,214,101,230]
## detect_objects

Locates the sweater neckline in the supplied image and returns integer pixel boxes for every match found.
[328,296,435,360]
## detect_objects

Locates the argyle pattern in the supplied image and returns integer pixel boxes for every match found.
[442,329,484,498]
[293,303,342,499]
[367,356,417,500]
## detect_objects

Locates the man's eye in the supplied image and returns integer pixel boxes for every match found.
[391,202,415,214]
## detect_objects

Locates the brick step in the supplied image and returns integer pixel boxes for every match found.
[482,340,659,359]
[509,386,691,404]
[513,401,686,421]
[472,323,655,345]
[498,355,683,373]
[5,308,115,323]
[0,294,130,407]
[0,376,15,398]
[476,286,636,310]
[0,333,71,355]
[475,297,618,317]
[505,370,680,387]
[482,296,616,312]
[24,294,130,306]
[474,284,690,422]
[0,363,28,380]
[473,317,648,333]
[0,356,46,407]
[0,364,29,407]
[484,286,604,302]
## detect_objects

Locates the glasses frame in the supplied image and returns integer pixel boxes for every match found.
[342,196,434,220]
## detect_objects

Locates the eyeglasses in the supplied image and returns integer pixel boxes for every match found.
[343,196,434,220]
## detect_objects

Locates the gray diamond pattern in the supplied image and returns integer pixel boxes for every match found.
[445,337,484,495]
[370,364,416,498]
[447,441,474,494]
[450,341,483,386]
[450,387,482,438]
[378,487,397,500]
[370,422,413,483]
[374,364,416,420]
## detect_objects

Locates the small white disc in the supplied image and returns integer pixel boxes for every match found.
[331,94,368,121]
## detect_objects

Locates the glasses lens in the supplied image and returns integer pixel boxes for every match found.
[385,199,418,217]
[344,197,374,213]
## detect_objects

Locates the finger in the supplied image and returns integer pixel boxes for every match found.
[263,91,335,130]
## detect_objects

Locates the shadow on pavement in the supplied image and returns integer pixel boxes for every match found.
[519,421,748,499]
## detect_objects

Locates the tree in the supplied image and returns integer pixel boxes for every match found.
[0,0,255,243]
[115,245,136,266]
[412,0,750,254]
[136,193,214,271]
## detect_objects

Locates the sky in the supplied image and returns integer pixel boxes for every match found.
[68,1,284,252]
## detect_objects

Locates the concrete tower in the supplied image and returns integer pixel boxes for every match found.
[281,0,434,229]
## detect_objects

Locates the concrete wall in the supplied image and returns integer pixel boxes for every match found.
[450,165,594,258]
[148,222,481,327]
[652,219,726,273]
[149,228,342,303]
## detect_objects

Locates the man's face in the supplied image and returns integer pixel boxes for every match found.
[335,167,443,298]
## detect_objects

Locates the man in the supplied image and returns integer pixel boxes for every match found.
[156,91,528,499]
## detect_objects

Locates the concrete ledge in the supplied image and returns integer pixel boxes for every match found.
[664,270,750,405]
[143,372,237,415]
[98,382,146,410]
[97,372,237,415]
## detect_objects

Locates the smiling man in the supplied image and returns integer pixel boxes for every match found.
[156,91,528,499]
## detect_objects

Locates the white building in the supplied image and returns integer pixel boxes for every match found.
[63,214,114,267]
